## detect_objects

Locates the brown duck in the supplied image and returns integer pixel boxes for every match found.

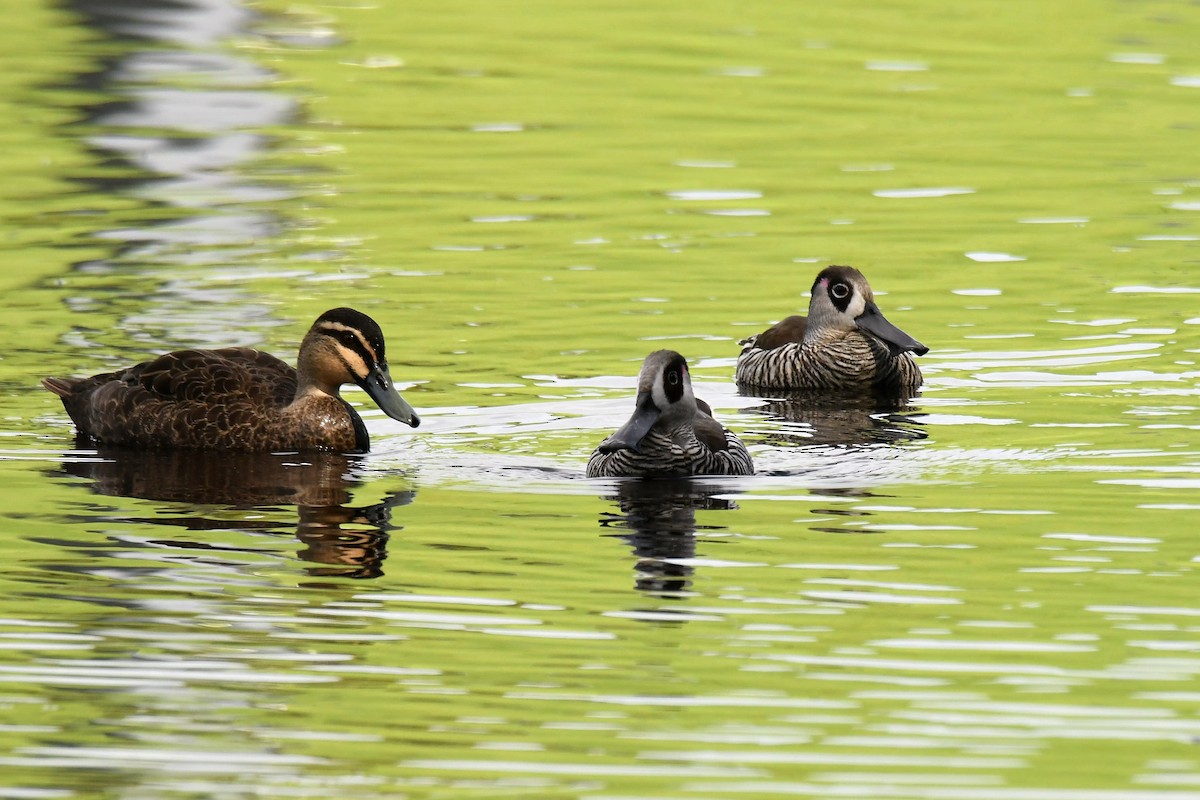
[42,307,420,452]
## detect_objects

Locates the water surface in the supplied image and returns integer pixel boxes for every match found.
[1,0,1199,797]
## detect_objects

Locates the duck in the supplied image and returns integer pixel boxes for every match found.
[587,350,753,478]
[735,265,928,395]
[42,307,420,452]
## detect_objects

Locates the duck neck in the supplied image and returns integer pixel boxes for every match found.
[293,376,341,405]
[293,340,344,403]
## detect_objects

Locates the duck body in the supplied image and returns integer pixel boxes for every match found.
[587,350,753,478]
[43,308,420,453]
[735,265,927,396]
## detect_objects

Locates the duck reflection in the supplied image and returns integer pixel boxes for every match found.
[597,478,737,597]
[57,443,413,579]
[741,390,927,447]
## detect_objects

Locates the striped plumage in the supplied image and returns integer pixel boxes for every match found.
[587,350,754,478]
[735,265,927,395]
[42,307,420,452]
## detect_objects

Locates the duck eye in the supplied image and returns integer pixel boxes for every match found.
[831,282,851,300]
[666,370,680,386]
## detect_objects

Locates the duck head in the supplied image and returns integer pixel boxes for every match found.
[299,307,421,428]
[807,265,928,356]
[599,350,697,454]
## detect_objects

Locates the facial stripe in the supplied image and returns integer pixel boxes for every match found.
[318,321,377,379]
[318,321,377,358]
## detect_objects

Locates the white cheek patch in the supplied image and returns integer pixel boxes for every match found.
[848,293,868,317]
[651,374,670,410]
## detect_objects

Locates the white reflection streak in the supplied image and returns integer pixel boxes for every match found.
[806,579,960,592]
[813,771,1006,785]
[874,187,974,198]
[681,782,1200,798]
[866,639,1095,653]
[480,628,615,640]
[939,354,1159,371]
[355,593,517,606]
[639,749,1022,768]
[804,591,962,605]
[754,653,1195,681]
[505,691,854,709]
[401,759,761,777]
[0,663,334,685]
[1112,285,1200,293]
[1089,605,1200,617]
[667,189,762,200]
[938,343,1158,360]
[907,700,1161,719]
[304,608,542,626]
[7,745,324,770]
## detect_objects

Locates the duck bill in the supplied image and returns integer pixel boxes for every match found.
[358,363,421,428]
[598,393,660,454]
[855,301,929,356]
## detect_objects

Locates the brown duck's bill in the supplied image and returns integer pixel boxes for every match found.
[855,301,929,356]
[359,363,421,428]
[598,393,660,454]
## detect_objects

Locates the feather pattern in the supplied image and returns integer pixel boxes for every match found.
[736,332,923,393]
[587,426,753,478]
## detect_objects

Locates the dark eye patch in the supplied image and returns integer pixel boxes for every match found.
[663,359,686,403]
[829,280,853,310]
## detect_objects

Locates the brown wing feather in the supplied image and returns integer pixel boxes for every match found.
[128,348,296,406]
[692,398,730,452]
[747,315,808,351]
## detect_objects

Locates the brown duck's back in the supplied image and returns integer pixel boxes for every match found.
[131,348,296,405]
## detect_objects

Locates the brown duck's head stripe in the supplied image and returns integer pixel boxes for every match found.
[316,308,387,363]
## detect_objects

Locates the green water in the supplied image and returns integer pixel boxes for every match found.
[1,0,1198,797]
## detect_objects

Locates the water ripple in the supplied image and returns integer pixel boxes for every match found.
[3,746,324,771]
[803,591,962,605]
[871,639,1096,653]
[874,187,974,198]
[402,758,761,777]
[641,749,1023,768]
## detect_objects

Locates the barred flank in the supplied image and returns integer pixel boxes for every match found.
[735,333,922,394]
[587,428,754,478]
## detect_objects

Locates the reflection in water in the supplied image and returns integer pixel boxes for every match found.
[57,444,413,579]
[68,0,254,46]
[59,0,305,346]
[741,391,928,447]
[807,486,888,534]
[597,479,737,597]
